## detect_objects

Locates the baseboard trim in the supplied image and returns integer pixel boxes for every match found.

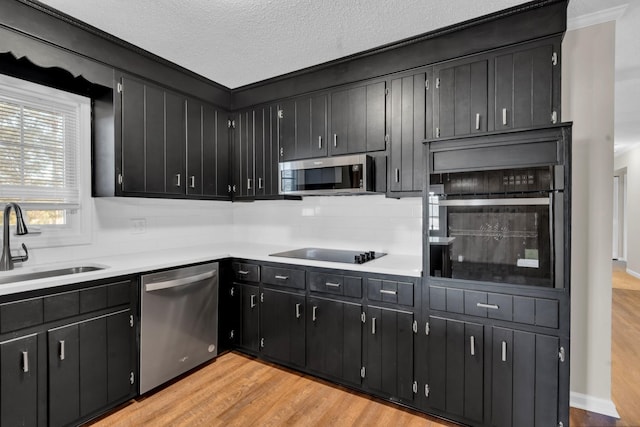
[570,392,620,418]
[627,268,640,279]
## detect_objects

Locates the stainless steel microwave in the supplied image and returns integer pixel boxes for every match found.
[279,154,374,196]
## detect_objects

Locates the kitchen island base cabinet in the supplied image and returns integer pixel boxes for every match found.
[260,288,305,367]
[306,297,362,385]
[364,306,415,402]
[0,334,38,427]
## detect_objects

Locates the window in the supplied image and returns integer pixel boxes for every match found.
[0,73,92,247]
[428,192,440,231]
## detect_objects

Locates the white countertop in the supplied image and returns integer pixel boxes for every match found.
[0,242,422,296]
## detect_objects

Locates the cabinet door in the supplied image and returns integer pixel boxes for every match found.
[427,316,484,424]
[186,98,203,195]
[0,334,38,427]
[144,84,166,194]
[390,73,426,193]
[216,110,231,197]
[495,44,555,131]
[49,323,80,427]
[254,104,279,197]
[120,76,145,193]
[219,282,241,351]
[106,310,134,403]
[235,110,255,198]
[260,288,305,367]
[365,81,387,152]
[306,297,362,384]
[165,91,186,195]
[491,328,559,427]
[239,284,260,352]
[365,306,414,401]
[278,99,297,161]
[434,59,488,138]
[254,106,266,197]
[202,105,229,197]
[330,89,349,156]
[311,94,328,157]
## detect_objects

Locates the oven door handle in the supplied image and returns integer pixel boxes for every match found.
[145,270,217,292]
[438,197,550,207]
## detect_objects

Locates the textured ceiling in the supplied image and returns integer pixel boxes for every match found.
[37,0,639,147]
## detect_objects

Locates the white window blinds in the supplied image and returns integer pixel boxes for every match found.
[0,79,83,209]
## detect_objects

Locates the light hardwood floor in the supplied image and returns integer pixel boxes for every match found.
[90,265,640,427]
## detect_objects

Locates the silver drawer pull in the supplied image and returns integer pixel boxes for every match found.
[176,173,181,187]
[189,175,196,188]
[237,270,249,276]
[295,303,301,319]
[372,317,377,335]
[312,306,318,322]
[501,341,507,362]
[380,289,397,295]
[250,294,256,308]
[22,351,29,373]
[333,134,338,147]
[476,303,499,310]
[275,275,289,280]
[502,108,508,126]
[318,135,323,149]
[470,336,476,356]
[59,340,65,361]
[325,282,341,288]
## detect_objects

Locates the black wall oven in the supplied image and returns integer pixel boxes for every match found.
[426,126,571,289]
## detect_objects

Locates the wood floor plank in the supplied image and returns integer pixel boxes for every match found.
[90,264,640,427]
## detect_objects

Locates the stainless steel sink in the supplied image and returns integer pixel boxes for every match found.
[0,266,105,285]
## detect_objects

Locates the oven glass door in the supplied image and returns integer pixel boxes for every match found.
[429,193,558,287]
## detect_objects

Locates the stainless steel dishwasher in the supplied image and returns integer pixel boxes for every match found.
[140,262,218,394]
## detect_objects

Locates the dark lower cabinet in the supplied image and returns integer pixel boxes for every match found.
[260,288,305,367]
[48,309,134,427]
[0,333,38,427]
[427,316,484,424]
[238,283,260,352]
[306,297,362,385]
[219,281,241,351]
[491,327,560,427]
[365,306,414,401]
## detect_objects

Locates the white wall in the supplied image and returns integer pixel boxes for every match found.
[562,21,618,416]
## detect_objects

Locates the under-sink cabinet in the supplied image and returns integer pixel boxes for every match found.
[0,277,138,427]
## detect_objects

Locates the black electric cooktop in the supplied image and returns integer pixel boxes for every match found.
[270,248,386,264]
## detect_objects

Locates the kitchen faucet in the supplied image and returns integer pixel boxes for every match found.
[1,203,29,271]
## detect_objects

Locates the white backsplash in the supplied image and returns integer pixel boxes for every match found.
[16,194,423,267]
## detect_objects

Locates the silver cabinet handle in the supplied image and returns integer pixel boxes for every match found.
[237,270,249,276]
[475,113,480,130]
[176,173,181,187]
[145,270,216,292]
[250,294,256,308]
[312,306,318,322]
[325,282,341,288]
[395,168,400,183]
[372,317,377,335]
[247,178,252,190]
[22,351,29,373]
[333,134,337,147]
[380,289,397,295]
[295,303,301,319]
[258,177,263,189]
[502,108,508,126]
[59,340,65,361]
[189,175,195,188]
[275,275,289,280]
[501,341,507,362]
[318,135,323,149]
[477,303,499,310]
[470,336,476,356]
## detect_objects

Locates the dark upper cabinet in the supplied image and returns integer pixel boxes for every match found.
[254,104,280,197]
[118,73,229,199]
[260,288,305,367]
[306,297,362,385]
[389,70,431,194]
[433,58,489,139]
[330,82,386,156]
[364,306,414,402]
[494,42,559,131]
[0,334,38,427]
[234,110,255,198]
[278,95,327,161]
[427,316,484,425]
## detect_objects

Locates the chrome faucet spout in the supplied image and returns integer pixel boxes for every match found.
[1,203,30,271]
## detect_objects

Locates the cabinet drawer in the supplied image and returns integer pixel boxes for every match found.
[232,262,260,283]
[44,291,80,323]
[464,290,513,321]
[261,266,305,290]
[367,279,414,307]
[0,298,43,333]
[309,272,362,297]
